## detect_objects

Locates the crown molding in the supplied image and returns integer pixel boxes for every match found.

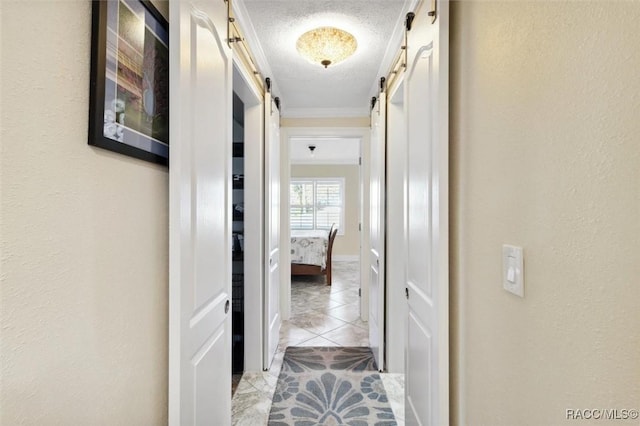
[283,106,370,118]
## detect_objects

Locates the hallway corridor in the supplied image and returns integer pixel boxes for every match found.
[231,261,405,425]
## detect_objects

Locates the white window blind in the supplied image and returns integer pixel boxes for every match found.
[290,180,314,230]
[290,178,344,232]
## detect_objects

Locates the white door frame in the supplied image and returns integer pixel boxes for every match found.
[279,126,369,321]
[231,58,265,372]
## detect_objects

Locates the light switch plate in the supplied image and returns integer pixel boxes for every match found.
[503,245,524,297]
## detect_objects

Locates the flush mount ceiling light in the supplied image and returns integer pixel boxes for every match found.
[296,27,357,69]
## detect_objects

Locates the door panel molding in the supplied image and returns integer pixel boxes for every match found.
[404,0,449,425]
[169,0,233,424]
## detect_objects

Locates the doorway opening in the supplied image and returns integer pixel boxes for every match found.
[230,61,266,396]
[286,135,365,343]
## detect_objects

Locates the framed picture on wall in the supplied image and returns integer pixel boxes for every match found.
[88,0,169,166]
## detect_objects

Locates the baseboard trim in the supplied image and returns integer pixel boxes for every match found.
[333,255,359,262]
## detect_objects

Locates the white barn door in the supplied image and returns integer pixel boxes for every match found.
[264,90,281,369]
[169,0,233,424]
[369,91,386,371]
[404,0,449,425]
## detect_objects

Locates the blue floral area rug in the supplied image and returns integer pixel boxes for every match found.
[268,347,396,426]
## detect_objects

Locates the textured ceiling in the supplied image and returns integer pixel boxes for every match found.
[240,0,409,117]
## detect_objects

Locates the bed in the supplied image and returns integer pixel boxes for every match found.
[290,225,338,285]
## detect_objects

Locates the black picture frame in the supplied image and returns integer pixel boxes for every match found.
[88,0,169,166]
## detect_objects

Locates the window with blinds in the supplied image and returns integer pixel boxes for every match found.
[290,178,344,232]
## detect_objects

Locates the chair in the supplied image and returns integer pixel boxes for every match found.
[325,226,338,285]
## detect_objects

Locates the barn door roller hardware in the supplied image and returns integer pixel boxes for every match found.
[428,0,437,23]
[405,12,415,31]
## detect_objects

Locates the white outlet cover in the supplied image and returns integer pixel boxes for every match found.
[503,245,524,297]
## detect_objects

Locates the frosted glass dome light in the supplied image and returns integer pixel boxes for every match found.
[296,27,357,68]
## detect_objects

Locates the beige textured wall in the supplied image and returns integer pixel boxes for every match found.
[291,165,360,257]
[450,1,640,424]
[1,1,169,424]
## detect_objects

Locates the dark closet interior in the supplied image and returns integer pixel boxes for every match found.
[232,93,244,375]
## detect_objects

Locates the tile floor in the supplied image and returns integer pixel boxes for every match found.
[231,261,405,425]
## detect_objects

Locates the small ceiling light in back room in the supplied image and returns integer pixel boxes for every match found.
[296,27,357,68]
